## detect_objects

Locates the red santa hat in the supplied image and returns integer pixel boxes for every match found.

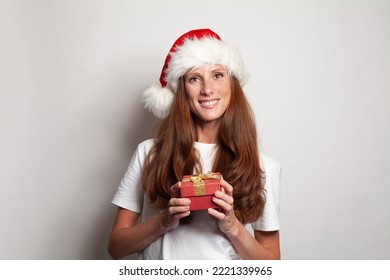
[142,29,248,118]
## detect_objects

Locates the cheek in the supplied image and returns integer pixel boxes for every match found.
[228,90,232,102]
[185,85,194,98]
[185,88,199,104]
[184,90,197,111]
[224,89,232,105]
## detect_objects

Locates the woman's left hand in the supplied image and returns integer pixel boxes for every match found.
[208,177,240,235]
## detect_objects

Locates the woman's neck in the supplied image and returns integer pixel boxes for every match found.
[195,120,220,144]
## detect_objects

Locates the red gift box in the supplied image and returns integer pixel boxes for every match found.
[180,172,221,211]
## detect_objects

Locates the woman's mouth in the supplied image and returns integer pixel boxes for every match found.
[199,99,219,108]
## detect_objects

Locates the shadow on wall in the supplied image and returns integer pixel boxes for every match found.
[86,108,158,260]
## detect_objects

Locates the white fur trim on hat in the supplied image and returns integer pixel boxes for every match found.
[142,84,174,119]
[165,37,248,92]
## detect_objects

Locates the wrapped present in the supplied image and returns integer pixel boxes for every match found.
[180,172,221,211]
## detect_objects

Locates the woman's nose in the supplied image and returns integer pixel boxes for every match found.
[200,79,213,95]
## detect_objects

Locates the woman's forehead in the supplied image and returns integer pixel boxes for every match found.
[186,64,228,74]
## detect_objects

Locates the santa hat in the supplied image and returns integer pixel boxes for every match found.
[142,29,248,118]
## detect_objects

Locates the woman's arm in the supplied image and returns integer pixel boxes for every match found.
[208,179,280,259]
[224,224,280,259]
[108,183,191,259]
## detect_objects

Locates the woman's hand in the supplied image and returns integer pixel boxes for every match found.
[207,177,240,235]
[160,182,191,231]
[207,177,281,259]
[108,182,191,259]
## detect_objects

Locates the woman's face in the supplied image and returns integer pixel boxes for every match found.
[184,64,231,125]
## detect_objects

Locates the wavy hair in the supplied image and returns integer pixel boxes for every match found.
[141,76,265,224]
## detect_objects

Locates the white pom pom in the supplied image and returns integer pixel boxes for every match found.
[142,84,174,119]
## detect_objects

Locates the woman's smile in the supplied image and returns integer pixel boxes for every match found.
[198,98,220,108]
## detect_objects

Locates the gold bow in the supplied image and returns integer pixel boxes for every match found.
[183,172,220,196]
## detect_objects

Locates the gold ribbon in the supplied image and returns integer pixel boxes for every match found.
[183,172,220,196]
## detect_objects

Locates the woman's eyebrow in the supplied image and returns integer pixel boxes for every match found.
[211,67,227,72]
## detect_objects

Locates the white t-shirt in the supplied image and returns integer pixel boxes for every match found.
[111,139,282,259]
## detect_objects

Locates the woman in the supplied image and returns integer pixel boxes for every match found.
[108,29,281,260]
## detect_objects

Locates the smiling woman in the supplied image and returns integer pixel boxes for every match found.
[108,29,282,260]
[184,65,232,134]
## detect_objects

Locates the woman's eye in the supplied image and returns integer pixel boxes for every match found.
[214,73,223,79]
[188,77,199,83]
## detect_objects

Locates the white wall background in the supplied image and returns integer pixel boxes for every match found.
[0,0,389,260]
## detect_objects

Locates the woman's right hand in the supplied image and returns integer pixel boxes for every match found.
[108,182,191,259]
[160,182,191,231]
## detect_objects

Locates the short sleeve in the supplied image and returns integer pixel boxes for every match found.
[111,139,154,213]
[251,155,282,231]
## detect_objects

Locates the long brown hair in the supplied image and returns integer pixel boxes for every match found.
[141,76,265,224]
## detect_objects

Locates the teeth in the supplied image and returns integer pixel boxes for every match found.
[200,100,217,106]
